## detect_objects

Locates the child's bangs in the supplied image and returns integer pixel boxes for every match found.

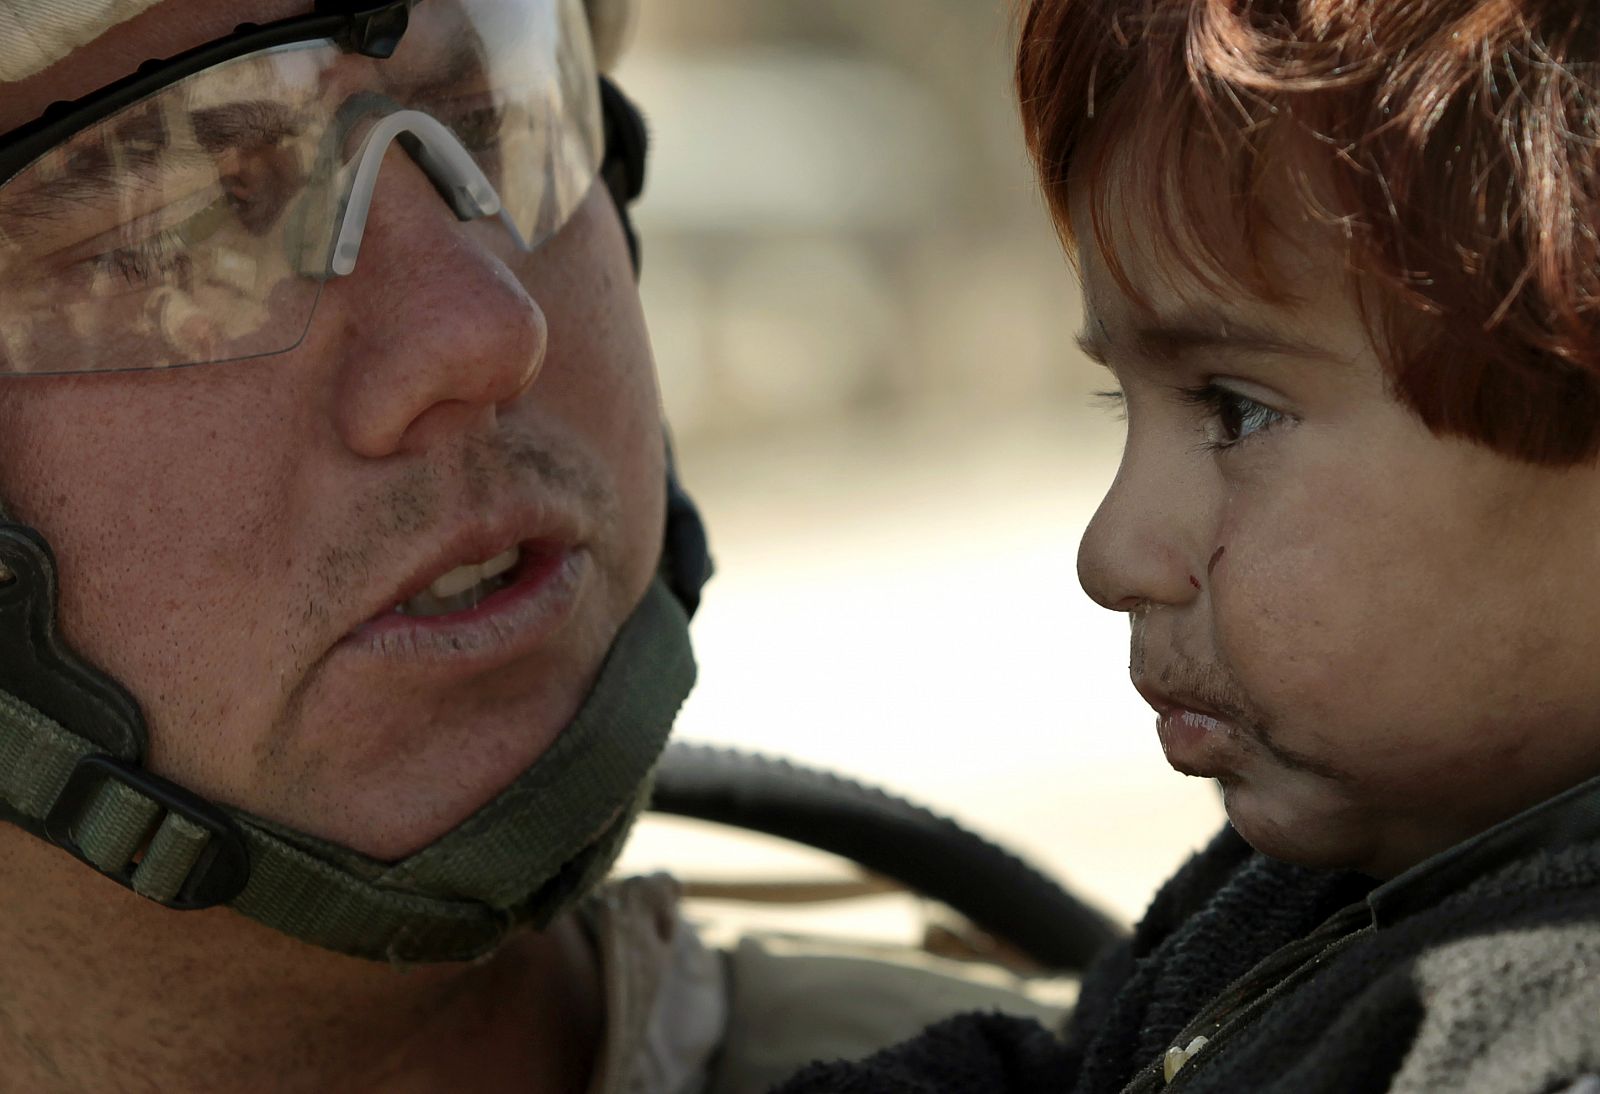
[1069,72,1310,314]
[1018,0,1600,464]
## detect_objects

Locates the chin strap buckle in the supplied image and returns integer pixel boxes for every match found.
[43,754,251,910]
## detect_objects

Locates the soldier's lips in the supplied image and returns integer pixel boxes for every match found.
[339,542,589,672]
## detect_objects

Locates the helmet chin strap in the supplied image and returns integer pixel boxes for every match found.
[0,518,697,962]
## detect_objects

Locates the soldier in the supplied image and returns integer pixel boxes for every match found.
[0,1,1056,1090]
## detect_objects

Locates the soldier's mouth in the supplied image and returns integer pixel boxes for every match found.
[393,546,521,618]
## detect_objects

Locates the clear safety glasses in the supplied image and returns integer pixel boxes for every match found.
[0,0,602,375]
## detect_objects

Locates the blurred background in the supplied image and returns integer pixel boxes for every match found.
[610,1,1224,947]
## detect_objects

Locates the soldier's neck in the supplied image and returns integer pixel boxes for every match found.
[0,834,604,1093]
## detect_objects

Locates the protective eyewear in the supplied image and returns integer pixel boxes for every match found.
[0,0,603,375]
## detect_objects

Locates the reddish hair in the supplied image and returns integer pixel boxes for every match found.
[1016,0,1600,464]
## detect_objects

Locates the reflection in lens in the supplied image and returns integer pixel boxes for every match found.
[0,45,334,374]
[0,0,603,375]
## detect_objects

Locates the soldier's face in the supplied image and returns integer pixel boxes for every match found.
[0,0,667,857]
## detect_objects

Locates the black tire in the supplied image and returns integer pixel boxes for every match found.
[650,741,1125,972]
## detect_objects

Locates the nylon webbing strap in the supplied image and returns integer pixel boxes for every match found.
[77,777,160,870]
[0,686,250,906]
[228,577,694,961]
[0,685,99,819]
[0,577,695,963]
[132,811,210,902]
[231,820,508,961]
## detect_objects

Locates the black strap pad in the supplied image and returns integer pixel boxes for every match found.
[0,525,146,759]
[599,74,648,272]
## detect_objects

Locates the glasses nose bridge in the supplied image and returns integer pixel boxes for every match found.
[323,107,526,277]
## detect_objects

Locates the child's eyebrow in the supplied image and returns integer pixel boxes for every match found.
[1076,307,1335,368]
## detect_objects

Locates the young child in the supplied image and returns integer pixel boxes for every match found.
[776,2,1600,1091]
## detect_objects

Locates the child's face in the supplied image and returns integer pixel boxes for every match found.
[1075,191,1600,878]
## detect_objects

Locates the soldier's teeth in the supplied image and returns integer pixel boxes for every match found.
[398,589,475,617]
[397,547,523,617]
[429,564,483,600]
[480,547,519,581]
[426,546,521,599]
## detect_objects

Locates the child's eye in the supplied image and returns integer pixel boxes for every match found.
[1091,388,1127,421]
[1179,383,1288,451]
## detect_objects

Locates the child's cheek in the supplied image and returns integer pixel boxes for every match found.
[1206,490,1371,718]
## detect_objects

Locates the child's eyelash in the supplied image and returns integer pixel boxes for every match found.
[1091,389,1127,421]
[1087,384,1289,450]
[1176,383,1288,451]
[1176,384,1231,413]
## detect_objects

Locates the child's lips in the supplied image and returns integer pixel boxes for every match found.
[1135,681,1239,776]
[1156,707,1234,776]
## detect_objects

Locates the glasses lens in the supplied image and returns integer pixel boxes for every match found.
[0,0,601,376]
[0,43,332,374]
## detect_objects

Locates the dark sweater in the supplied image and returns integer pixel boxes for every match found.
[772,776,1600,1093]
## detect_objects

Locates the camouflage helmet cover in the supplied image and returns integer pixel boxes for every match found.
[0,0,636,82]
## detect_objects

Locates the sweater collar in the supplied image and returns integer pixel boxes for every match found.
[1365,771,1600,928]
